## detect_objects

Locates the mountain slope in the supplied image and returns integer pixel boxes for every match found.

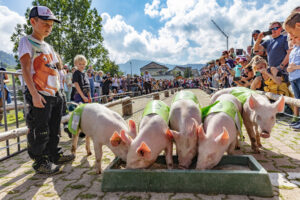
[0,50,17,66]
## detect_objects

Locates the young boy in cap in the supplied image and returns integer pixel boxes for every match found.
[284,11,300,128]
[18,6,74,174]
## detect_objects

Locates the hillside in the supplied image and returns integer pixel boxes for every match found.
[0,50,17,67]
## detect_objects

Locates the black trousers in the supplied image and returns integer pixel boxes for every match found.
[25,89,63,162]
[144,81,152,94]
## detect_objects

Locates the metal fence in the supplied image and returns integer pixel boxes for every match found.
[0,70,27,161]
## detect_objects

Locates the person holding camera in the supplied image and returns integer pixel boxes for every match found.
[253,22,290,81]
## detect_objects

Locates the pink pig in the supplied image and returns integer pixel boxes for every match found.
[169,99,201,169]
[242,94,284,153]
[196,94,241,170]
[211,88,285,153]
[118,113,174,169]
[71,103,137,174]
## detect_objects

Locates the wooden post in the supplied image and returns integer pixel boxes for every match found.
[171,89,174,94]
[102,96,108,104]
[122,99,132,116]
[164,90,169,97]
[153,92,160,100]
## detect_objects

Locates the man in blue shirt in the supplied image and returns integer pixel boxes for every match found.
[254,21,290,73]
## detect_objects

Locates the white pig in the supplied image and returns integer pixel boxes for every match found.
[119,100,174,169]
[196,95,242,170]
[169,94,201,169]
[243,94,284,153]
[211,87,285,153]
[71,103,137,174]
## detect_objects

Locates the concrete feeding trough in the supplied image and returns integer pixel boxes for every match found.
[101,155,273,197]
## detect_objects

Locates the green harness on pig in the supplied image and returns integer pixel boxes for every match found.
[201,100,244,141]
[142,100,170,123]
[230,87,258,105]
[172,90,202,111]
[68,103,87,135]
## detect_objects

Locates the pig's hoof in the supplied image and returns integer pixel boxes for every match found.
[167,164,173,169]
[258,143,262,148]
[253,149,260,154]
[235,146,240,150]
[96,169,102,174]
[87,152,92,156]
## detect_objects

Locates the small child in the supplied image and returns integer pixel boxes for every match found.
[284,11,300,128]
[72,55,91,103]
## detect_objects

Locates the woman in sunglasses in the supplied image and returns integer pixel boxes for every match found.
[253,21,289,75]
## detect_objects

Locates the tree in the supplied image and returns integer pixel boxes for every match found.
[101,58,122,76]
[11,0,112,71]
[172,70,181,77]
[184,67,192,78]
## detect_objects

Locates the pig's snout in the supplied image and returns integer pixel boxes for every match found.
[260,131,270,138]
[178,164,188,169]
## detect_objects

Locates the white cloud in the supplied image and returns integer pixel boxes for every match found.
[0,6,26,53]
[102,0,297,65]
[144,0,161,18]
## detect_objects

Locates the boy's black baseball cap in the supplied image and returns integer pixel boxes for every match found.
[29,6,61,23]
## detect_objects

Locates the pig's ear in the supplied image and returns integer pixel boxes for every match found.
[136,142,151,159]
[248,95,259,110]
[197,124,206,141]
[110,132,122,147]
[120,129,132,145]
[128,119,137,138]
[189,118,198,137]
[165,129,174,140]
[215,127,229,145]
[274,96,285,113]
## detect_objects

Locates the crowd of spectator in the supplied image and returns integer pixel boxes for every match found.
[58,64,203,103]
[200,6,300,129]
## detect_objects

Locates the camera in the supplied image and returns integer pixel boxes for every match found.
[255,71,261,77]
[263,30,272,36]
[233,77,241,81]
[236,49,243,56]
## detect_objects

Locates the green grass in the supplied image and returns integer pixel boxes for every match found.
[69,184,85,189]
[120,196,142,200]
[257,159,268,163]
[7,189,19,195]
[278,185,295,190]
[290,140,298,145]
[3,110,24,125]
[78,193,98,199]
[271,155,284,159]
[279,165,297,169]
[268,170,280,173]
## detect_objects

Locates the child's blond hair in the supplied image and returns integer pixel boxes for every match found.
[284,12,300,29]
[74,55,87,66]
[249,55,268,73]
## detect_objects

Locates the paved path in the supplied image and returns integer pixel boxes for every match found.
[0,89,299,200]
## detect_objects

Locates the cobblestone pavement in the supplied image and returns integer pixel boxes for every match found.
[0,89,299,200]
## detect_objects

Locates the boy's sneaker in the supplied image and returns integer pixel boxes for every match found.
[290,117,300,126]
[53,153,75,165]
[33,160,61,174]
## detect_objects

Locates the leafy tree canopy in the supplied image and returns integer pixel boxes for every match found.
[11,0,120,73]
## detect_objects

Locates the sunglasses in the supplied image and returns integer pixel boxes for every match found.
[269,27,280,31]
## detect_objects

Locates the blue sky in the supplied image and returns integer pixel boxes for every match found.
[0,0,297,64]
